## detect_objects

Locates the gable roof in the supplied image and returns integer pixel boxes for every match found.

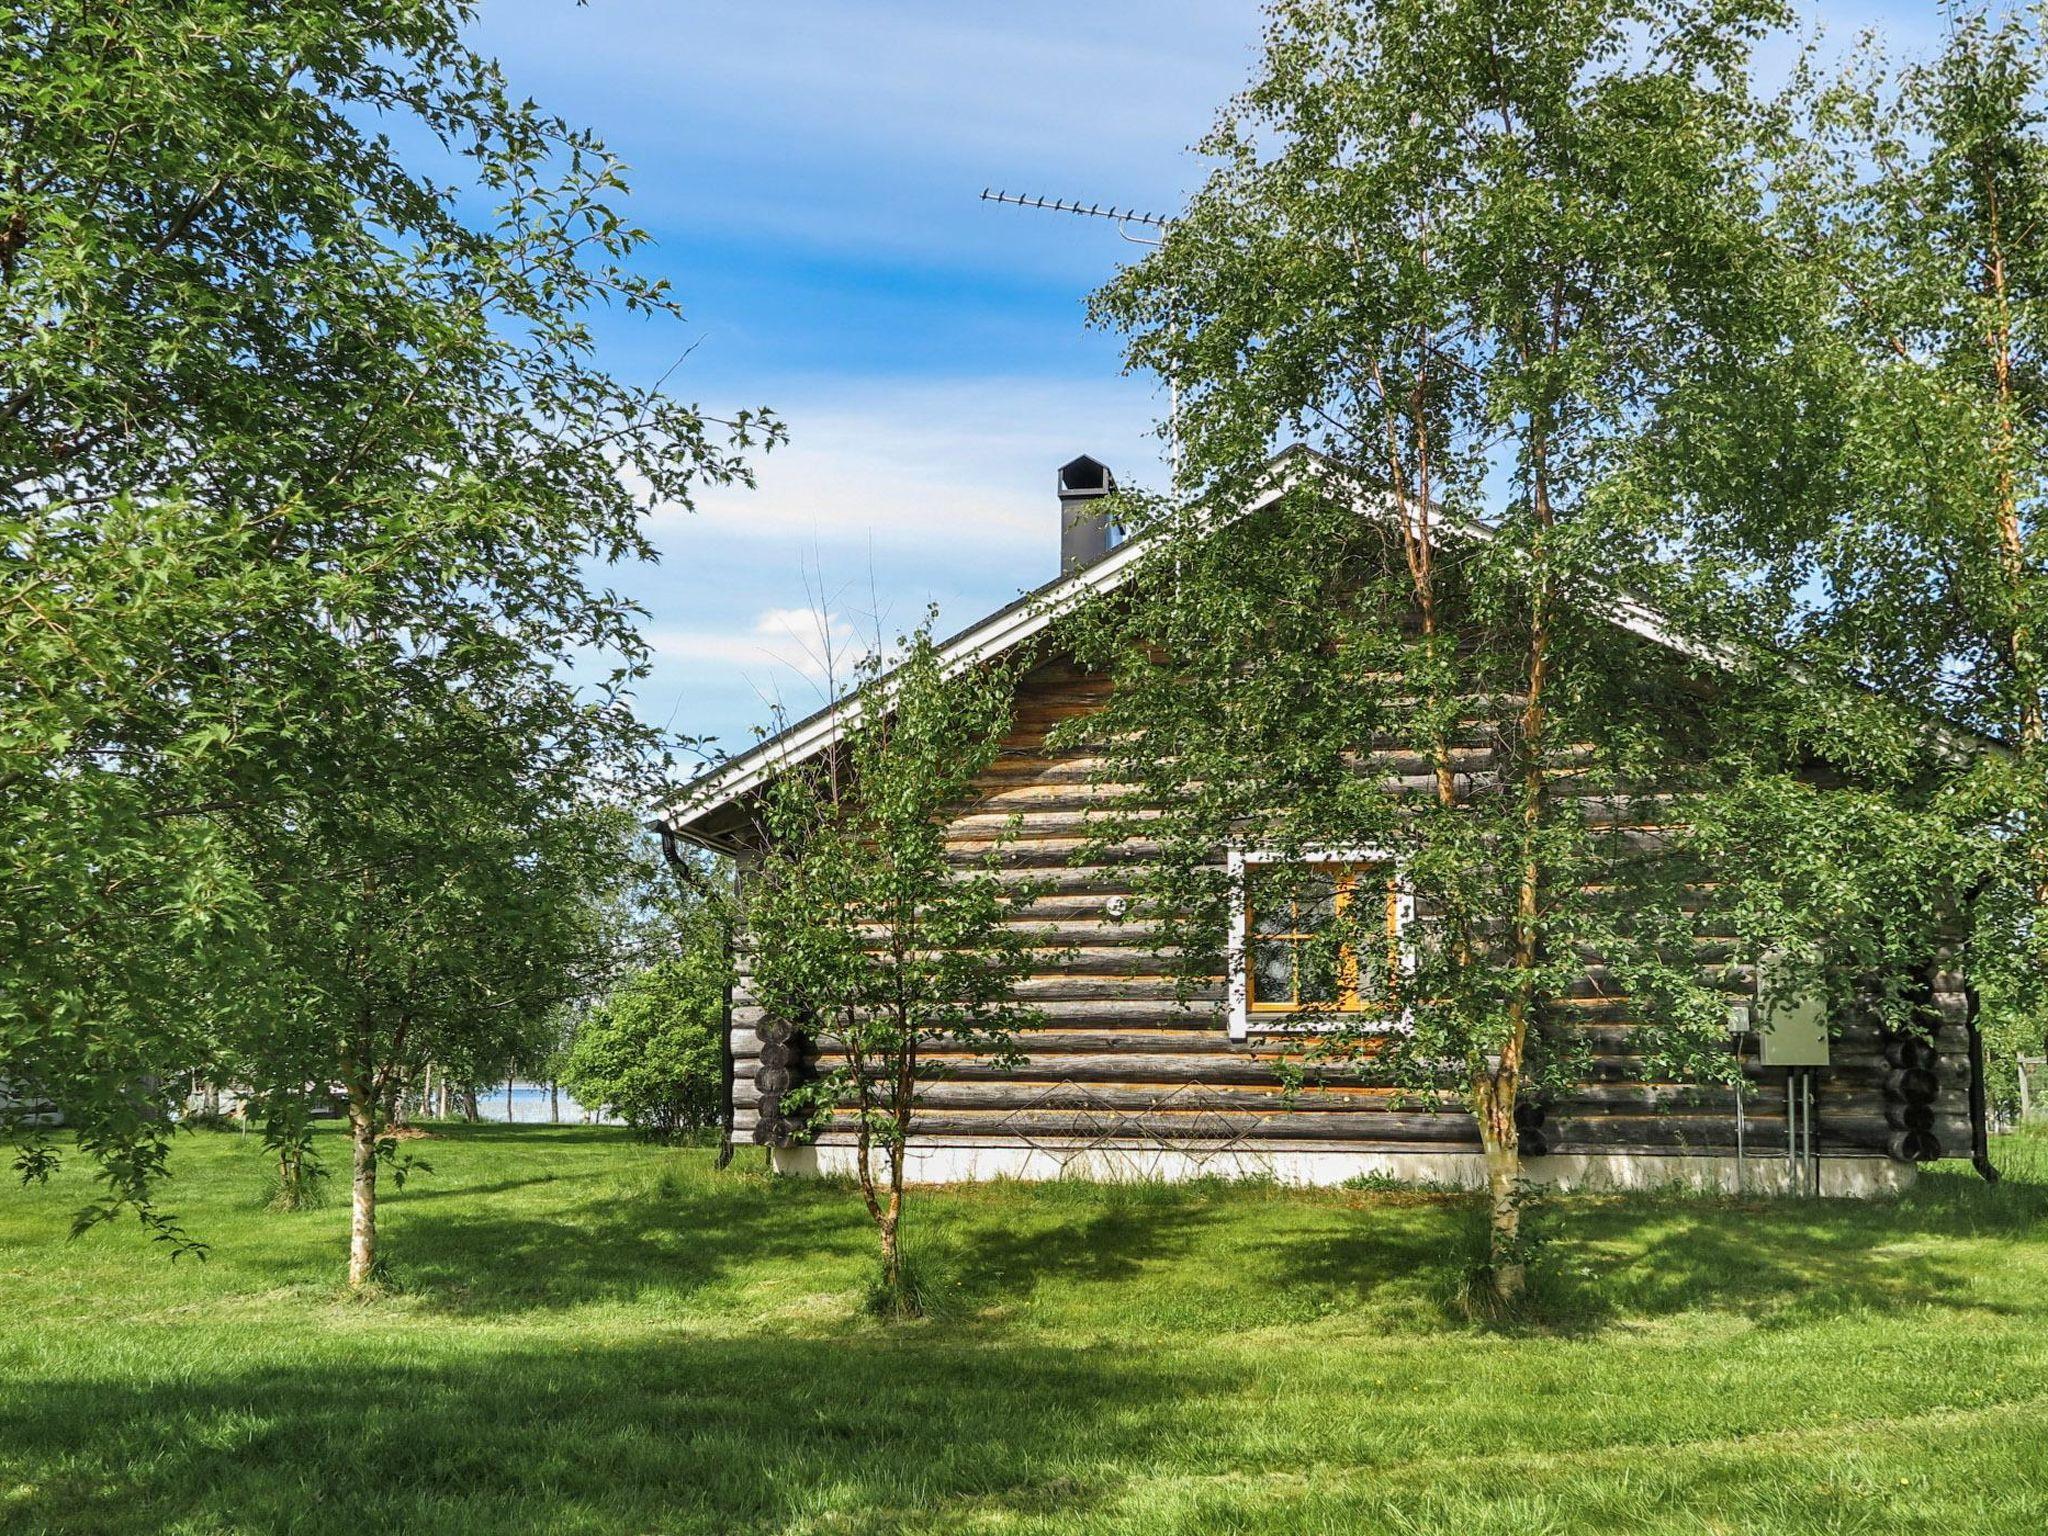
[658,446,1991,850]
[658,447,1755,850]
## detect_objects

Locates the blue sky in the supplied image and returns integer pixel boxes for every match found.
[463,0,1947,767]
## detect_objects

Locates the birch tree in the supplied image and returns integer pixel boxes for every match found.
[246,775,627,1288]
[742,626,1044,1317]
[1080,0,1793,1300]
[1754,7,2048,1040]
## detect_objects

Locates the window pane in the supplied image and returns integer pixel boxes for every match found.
[1251,940,1294,1005]
[1297,935,1341,1004]
[1247,867,1288,937]
[1296,869,1340,932]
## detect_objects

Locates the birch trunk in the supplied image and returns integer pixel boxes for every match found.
[1978,161,2048,1030]
[878,1197,902,1302]
[346,1091,378,1288]
[882,1098,911,1309]
[1483,379,1558,1304]
[1471,1079,1525,1300]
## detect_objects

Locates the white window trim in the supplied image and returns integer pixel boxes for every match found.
[1226,847,1415,1041]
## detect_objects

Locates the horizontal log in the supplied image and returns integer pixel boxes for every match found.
[1820,1111,1972,1154]
[731,1006,1932,1050]
[976,755,1116,785]
[814,1107,1484,1144]
[731,1074,1799,1120]
[1832,1056,1972,1091]
[790,1107,1856,1151]
[729,1007,1951,1065]
[963,785,1148,814]
[991,919,1166,945]
[946,837,1165,869]
[746,1028,1235,1056]
[943,831,1707,866]
[737,1001,1227,1034]
[987,866,1158,894]
[979,891,1146,918]
[946,808,1169,839]
[971,744,1527,791]
[1020,947,1189,977]
[738,1080,1451,1113]
[1834,1022,1970,1054]
[943,794,1702,842]
[1014,978,1223,1002]
[727,1041,1916,1101]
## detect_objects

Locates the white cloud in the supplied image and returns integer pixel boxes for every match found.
[649,604,865,683]
[647,374,1168,554]
[475,1,1257,254]
[618,373,1173,739]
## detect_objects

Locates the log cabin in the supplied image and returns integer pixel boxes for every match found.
[658,450,1996,1199]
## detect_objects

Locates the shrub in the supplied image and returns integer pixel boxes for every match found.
[560,954,723,1141]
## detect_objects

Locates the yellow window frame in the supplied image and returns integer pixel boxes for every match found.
[1244,861,1402,1015]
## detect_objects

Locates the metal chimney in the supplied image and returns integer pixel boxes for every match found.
[1057,455,1119,575]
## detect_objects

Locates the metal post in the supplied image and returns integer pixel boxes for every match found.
[1734,1073,1745,1195]
[1787,1073,1797,1192]
[1804,1071,1818,1197]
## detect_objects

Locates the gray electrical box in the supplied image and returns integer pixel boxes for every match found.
[1756,948,1831,1067]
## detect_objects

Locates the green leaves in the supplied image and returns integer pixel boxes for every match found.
[0,2,776,1243]
[1720,7,2048,1030]
[559,942,727,1141]
[1075,0,1827,1150]
[743,616,1048,1150]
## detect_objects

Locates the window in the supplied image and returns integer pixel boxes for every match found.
[1227,849,1409,1041]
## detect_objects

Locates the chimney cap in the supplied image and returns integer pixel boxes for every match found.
[1057,454,1115,498]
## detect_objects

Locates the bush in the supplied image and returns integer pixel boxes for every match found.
[560,954,723,1141]
[1978,977,2044,1125]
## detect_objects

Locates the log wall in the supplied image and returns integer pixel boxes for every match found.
[727,658,1973,1169]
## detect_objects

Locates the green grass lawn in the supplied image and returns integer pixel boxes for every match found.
[4,1126,2047,1535]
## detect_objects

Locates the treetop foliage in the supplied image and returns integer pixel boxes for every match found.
[1,1,777,1248]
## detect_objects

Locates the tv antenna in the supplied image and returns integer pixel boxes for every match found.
[979,188,1182,479]
[980,188,1169,247]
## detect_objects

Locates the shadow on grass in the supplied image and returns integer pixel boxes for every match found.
[916,1195,1228,1318]
[383,1165,866,1314]
[1250,1146,2048,1337]
[1558,1140,2048,1330]
[0,1332,1219,1536]
[382,1163,1238,1323]
[356,1126,2048,1336]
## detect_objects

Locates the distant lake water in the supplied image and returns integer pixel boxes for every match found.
[475,1082,617,1125]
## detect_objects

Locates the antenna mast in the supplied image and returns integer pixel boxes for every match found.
[979,188,1183,479]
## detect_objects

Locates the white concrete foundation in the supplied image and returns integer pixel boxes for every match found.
[771,1140,1915,1198]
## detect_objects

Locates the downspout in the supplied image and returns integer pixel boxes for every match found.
[658,823,736,1170]
[1965,981,2000,1185]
